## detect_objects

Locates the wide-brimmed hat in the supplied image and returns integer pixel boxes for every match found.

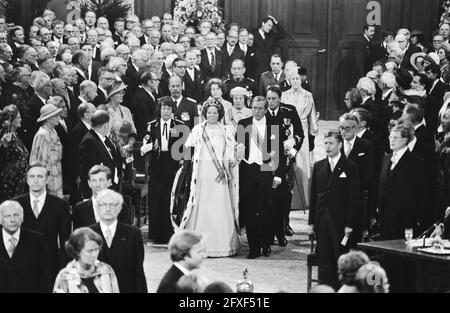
[410,52,426,71]
[106,83,127,100]
[427,52,440,65]
[37,103,62,123]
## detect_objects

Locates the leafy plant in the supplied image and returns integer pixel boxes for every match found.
[77,0,132,25]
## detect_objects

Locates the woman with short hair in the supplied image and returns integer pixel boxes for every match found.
[53,227,119,293]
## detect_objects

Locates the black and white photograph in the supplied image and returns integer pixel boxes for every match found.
[0,0,449,298]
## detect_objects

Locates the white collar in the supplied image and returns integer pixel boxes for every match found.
[81,120,91,130]
[364,34,371,42]
[37,94,47,105]
[239,43,247,50]
[100,220,118,237]
[160,117,172,125]
[98,86,108,96]
[143,87,155,100]
[362,96,371,104]
[269,107,279,116]
[408,136,417,151]
[344,136,357,147]
[253,116,266,125]
[91,196,100,222]
[94,129,106,142]
[393,146,408,160]
[414,120,425,130]
[132,63,139,72]
[328,153,341,166]
[173,262,191,275]
[172,96,182,106]
[382,88,394,99]
[356,128,367,138]
[3,228,20,245]
[259,29,266,39]
[30,191,46,204]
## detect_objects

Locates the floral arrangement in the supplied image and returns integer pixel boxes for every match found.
[441,0,450,25]
[173,0,225,32]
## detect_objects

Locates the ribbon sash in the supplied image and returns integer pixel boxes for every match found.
[251,124,265,153]
[202,127,228,184]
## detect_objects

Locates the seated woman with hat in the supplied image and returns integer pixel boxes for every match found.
[29,102,64,198]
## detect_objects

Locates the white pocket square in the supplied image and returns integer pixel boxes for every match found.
[358,153,365,156]
[339,172,347,178]
[250,53,255,56]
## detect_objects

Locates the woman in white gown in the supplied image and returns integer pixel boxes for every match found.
[173,99,240,257]
[281,70,319,211]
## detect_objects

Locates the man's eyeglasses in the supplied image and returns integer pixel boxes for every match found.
[339,126,355,132]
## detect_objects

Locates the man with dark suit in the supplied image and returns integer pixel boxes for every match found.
[339,113,375,245]
[124,50,149,108]
[371,29,394,64]
[397,28,422,71]
[378,123,424,240]
[79,110,123,199]
[90,189,147,293]
[184,50,205,102]
[14,162,71,284]
[237,96,285,258]
[200,32,224,81]
[223,59,257,101]
[259,54,285,96]
[425,64,447,134]
[93,67,115,107]
[72,80,98,126]
[72,50,90,97]
[133,71,160,139]
[253,15,288,77]
[73,165,131,229]
[265,87,304,247]
[22,75,52,151]
[0,200,50,292]
[309,131,359,289]
[0,258,12,292]
[169,75,199,129]
[236,28,258,80]
[221,29,245,78]
[355,25,376,76]
[157,230,205,293]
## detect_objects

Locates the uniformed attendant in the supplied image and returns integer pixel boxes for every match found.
[168,75,199,129]
[258,54,286,96]
[223,59,257,102]
[265,86,304,247]
[141,97,186,243]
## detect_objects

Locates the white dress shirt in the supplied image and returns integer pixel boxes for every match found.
[3,228,20,256]
[246,116,266,165]
[356,128,367,138]
[328,153,341,172]
[173,262,191,275]
[172,96,182,108]
[391,147,408,169]
[239,43,247,55]
[82,120,92,130]
[30,191,47,216]
[407,136,417,152]
[344,137,356,157]
[259,29,266,40]
[187,68,195,81]
[160,118,172,152]
[269,107,279,117]
[100,220,118,247]
[206,48,216,65]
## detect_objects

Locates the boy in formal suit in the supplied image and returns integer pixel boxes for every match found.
[157,230,206,293]
[309,131,359,289]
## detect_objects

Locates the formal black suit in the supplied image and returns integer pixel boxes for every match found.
[79,129,123,199]
[143,118,184,243]
[132,87,158,139]
[72,198,132,230]
[0,258,12,292]
[266,105,304,241]
[93,87,107,107]
[401,44,422,71]
[253,24,288,76]
[90,222,147,293]
[22,93,46,151]
[361,96,390,154]
[159,68,172,97]
[238,116,285,254]
[354,35,373,76]
[309,155,359,288]
[14,194,71,283]
[200,48,225,81]
[173,96,199,130]
[124,63,139,108]
[183,68,205,102]
[0,227,51,292]
[66,87,78,126]
[156,264,184,293]
[73,68,87,97]
[426,80,447,134]
[235,44,258,80]
[341,137,375,245]
[414,124,435,149]
[371,41,389,64]
[55,120,75,196]
[70,120,89,180]
[378,150,424,240]
[221,44,245,77]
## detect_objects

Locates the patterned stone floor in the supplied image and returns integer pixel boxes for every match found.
[141,120,339,293]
